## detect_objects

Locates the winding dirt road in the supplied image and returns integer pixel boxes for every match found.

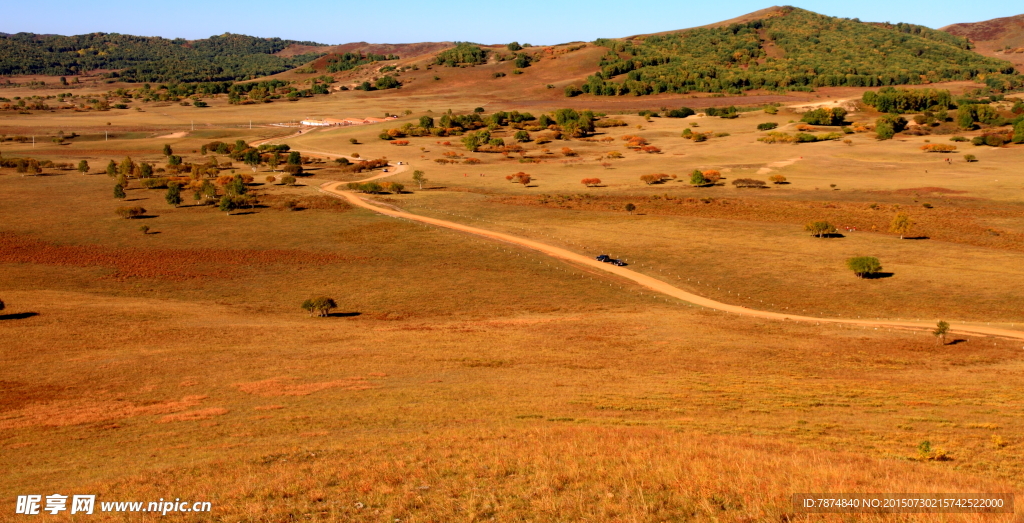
[317,179,1024,341]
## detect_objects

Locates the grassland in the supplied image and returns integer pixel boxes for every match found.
[2,77,1024,521]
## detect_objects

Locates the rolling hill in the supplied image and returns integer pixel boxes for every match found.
[0,32,326,82]
[942,14,1024,68]
[578,6,1016,97]
[4,7,1021,99]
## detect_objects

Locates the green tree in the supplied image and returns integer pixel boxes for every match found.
[956,107,976,130]
[846,256,882,278]
[1013,119,1024,144]
[287,151,301,165]
[218,194,235,214]
[889,212,914,239]
[243,150,261,173]
[462,133,481,152]
[933,320,950,345]
[77,160,89,174]
[267,152,280,171]
[412,170,427,189]
[301,296,337,317]
[507,42,522,51]
[114,184,126,199]
[689,170,708,186]
[624,203,636,215]
[105,160,117,177]
[165,182,182,206]
[514,130,530,142]
[226,176,247,196]
[118,156,135,178]
[419,115,434,128]
[163,144,173,156]
[804,221,837,238]
[201,180,217,199]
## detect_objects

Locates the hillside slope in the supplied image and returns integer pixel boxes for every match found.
[580,6,1016,97]
[942,14,1024,68]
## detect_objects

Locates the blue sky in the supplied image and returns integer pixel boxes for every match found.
[2,1,1021,44]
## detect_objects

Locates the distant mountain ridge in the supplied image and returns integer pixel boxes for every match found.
[3,7,1022,95]
[0,32,326,82]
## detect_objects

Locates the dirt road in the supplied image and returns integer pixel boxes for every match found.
[318,180,1024,341]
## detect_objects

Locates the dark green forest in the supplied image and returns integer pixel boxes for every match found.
[0,32,324,82]
[325,52,398,73]
[581,7,1019,96]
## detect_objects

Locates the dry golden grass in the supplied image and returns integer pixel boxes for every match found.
[3,83,1024,521]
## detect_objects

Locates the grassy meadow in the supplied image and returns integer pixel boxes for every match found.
[2,78,1024,521]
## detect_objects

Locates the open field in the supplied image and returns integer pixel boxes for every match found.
[3,71,1024,521]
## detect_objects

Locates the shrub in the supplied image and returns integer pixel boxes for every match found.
[265,175,276,184]
[964,154,977,162]
[389,140,410,146]
[301,296,337,317]
[640,174,669,185]
[665,107,695,118]
[801,107,847,126]
[732,178,766,188]
[805,221,837,238]
[140,178,169,189]
[281,175,297,185]
[757,122,778,131]
[846,256,882,278]
[920,144,956,153]
[115,206,146,219]
[560,147,577,157]
[581,178,601,187]
[769,174,787,184]
[283,164,303,175]
[949,136,968,142]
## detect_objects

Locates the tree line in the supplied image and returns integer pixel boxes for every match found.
[0,32,324,82]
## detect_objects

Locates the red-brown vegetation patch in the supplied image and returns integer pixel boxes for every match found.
[254,405,285,411]
[892,187,969,195]
[156,407,229,424]
[0,395,208,430]
[0,232,363,281]
[233,377,378,397]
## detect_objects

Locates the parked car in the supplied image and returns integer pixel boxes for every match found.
[596,254,610,262]
[609,259,627,266]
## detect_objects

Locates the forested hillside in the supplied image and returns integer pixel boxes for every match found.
[579,7,1019,96]
[0,32,324,82]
